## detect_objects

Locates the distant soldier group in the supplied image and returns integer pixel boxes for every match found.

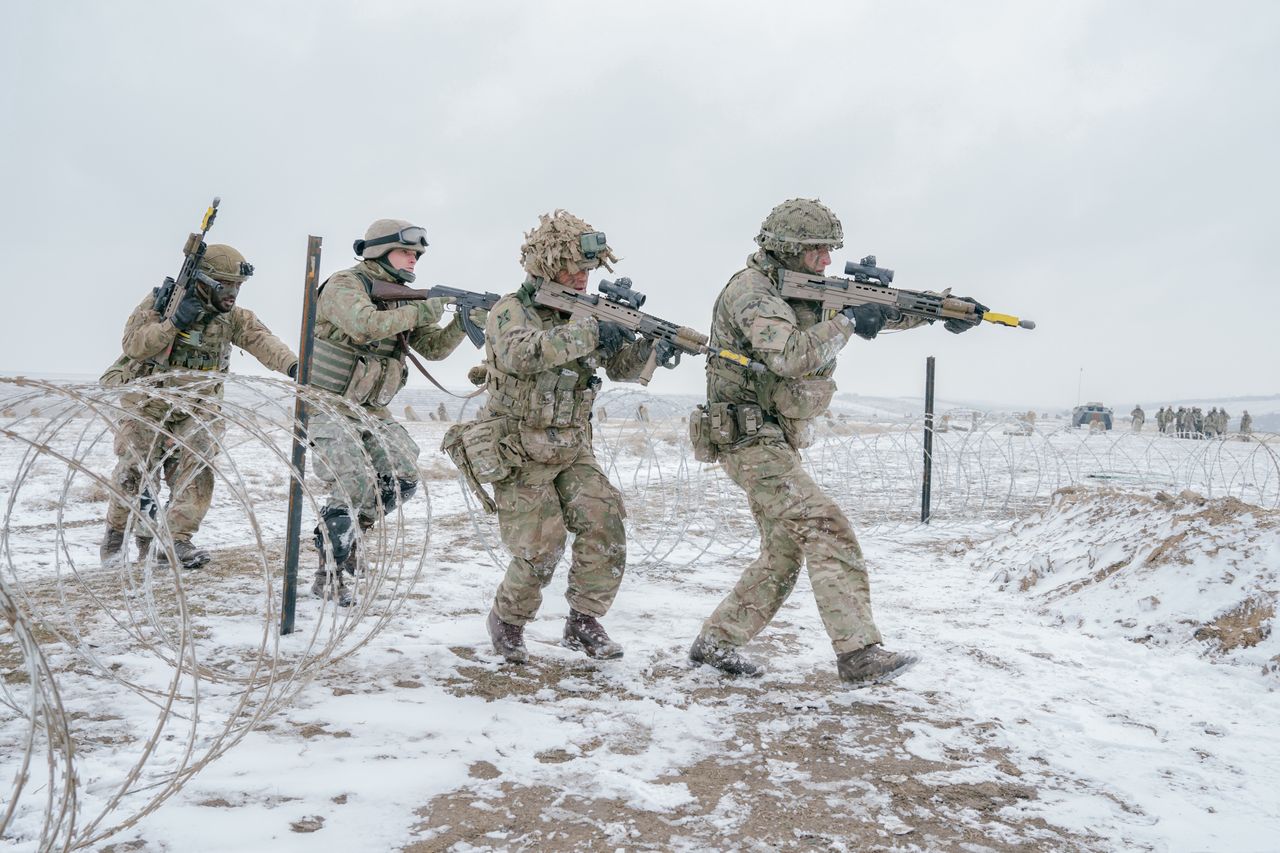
[1152,405,1249,439]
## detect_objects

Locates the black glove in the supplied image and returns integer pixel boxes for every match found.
[596,320,635,359]
[944,297,988,334]
[171,288,206,331]
[287,362,299,380]
[841,303,893,340]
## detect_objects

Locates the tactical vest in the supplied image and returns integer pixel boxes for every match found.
[168,313,234,372]
[705,263,836,449]
[483,289,599,430]
[309,272,408,407]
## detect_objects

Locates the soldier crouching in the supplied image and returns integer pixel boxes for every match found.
[307,219,470,606]
[458,210,654,663]
[99,244,298,568]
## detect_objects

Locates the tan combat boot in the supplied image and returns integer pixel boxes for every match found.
[99,526,125,565]
[487,609,528,664]
[156,539,211,570]
[689,635,764,678]
[562,610,623,659]
[836,644,918,687]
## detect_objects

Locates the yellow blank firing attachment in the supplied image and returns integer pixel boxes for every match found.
[982,311,1035,330]
[201,196,221,232]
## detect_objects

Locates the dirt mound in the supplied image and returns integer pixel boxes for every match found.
[975,487,1279,678]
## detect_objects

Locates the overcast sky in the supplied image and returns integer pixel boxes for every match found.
[3,1,1276,409]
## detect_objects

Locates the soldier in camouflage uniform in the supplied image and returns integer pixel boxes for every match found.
[1130,404,1145,432]
[307,219,471,605]
[468,210,656,663]
[688,199,986,687]
[1240,410,1253,436]
[98,244,297,568]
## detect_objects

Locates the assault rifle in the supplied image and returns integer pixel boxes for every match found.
[533,277,766,385]
[368,281,501,348]
[155,197,222,366]
[779,256,1036,331]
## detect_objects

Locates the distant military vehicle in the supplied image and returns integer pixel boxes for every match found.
[1072,402,1113,429]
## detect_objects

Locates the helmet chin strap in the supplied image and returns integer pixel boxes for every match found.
[377,257,416,284]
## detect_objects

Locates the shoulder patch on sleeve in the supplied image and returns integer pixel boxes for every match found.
[748,316,788,352]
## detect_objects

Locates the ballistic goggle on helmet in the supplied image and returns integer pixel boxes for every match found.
[354,218,429,260]
[519,210,618,279]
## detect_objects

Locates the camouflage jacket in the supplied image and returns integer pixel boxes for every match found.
[480,278,654,431]
[706,251,926,409]
[314,259,467,416]
[102,291,296,404]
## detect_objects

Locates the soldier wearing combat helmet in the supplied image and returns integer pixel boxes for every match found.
[688,198,984,686]
[306,218,473,606]
[99,243,298,569]
[465,210,656,663]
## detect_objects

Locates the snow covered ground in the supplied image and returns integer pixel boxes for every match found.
[3,380,1278,851]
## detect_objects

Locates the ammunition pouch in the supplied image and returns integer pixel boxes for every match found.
[688,405,720,463]
[311,337,406,407]
[693,402,768,456]
[168,325,233,373]
[486,368,598,430]
[525,369,598,429]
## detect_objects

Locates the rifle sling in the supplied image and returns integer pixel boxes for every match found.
[398,333,485,400]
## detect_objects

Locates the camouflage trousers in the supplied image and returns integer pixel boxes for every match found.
[701,428,882,655]
[105,410,223,540]
[491,449,627,626]
[309,412,420,521]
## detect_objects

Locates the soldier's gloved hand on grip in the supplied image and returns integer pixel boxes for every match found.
[841,303,893,340]
[414,301,439,326]
[171,289,206,331]
[944,297,989,334]
[287,362,299,380]
[596,320,635,359]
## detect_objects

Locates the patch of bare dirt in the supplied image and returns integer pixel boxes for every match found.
[405,670,1102,852]
[1195,595,1275,652]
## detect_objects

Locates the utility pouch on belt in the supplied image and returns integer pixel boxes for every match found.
[517,425,583,466]
[440,421,503,514]
[735,403,765,438]
[770,377,836,420]
[688,405,720,463]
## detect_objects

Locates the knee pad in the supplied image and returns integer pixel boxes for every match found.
[313,506,355,562]
[377,476,419,514]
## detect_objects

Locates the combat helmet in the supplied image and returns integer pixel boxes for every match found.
[755,198,844,254]
[519,210,617,280]
[353,218,429,260]
[198,244,254,283]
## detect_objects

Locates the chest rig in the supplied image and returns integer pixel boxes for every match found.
[169,312,234,372]
[309,271,408,407]
[483,288,599,430]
